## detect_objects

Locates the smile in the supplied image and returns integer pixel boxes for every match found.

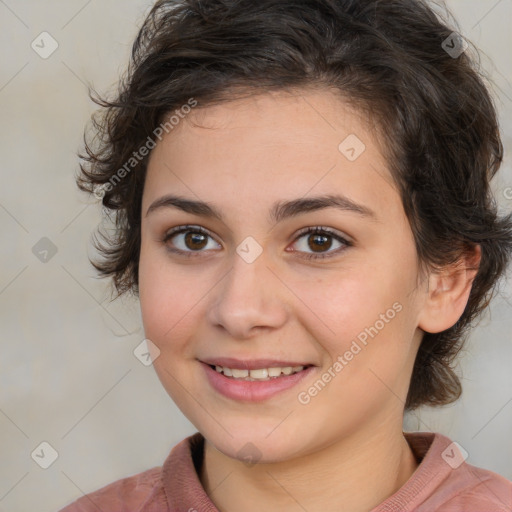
[211,365,308,381]
[201,361,316,402]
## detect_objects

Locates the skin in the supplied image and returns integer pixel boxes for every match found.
[138,88,478,512]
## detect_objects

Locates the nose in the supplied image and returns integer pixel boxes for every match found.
[207,249,289,340]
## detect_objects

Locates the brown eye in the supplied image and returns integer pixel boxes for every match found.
[184,231,208,250]
[163,225,221,256]
[307,233,333,252]
[290,227,351,260]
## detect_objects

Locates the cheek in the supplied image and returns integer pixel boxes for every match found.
[138,243,193,346]
[138,249,204,404]
[295,268,402,343]
[292,252,418,378]
[138,242,224,370]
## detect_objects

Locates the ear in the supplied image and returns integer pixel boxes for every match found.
[418,245,481,334]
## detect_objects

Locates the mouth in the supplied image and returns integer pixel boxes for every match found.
[199,358,317,402]
[207,364,313,381]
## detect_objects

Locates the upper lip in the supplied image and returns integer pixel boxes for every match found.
[200,357,314,370]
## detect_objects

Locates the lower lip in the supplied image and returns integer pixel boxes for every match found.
[201,362,315,402]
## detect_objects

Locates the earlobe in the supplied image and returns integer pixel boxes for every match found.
[418,245,481,334]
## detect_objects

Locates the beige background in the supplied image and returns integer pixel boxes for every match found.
[0,1,511,511]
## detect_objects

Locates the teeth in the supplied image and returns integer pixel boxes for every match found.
[268,367,282,377]
[232,368,249,378]
[250,368,268,379]
[214,365,305,380]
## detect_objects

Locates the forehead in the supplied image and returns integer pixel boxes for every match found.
[143,89,399,222]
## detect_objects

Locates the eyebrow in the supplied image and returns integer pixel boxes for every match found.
[145,193,377,223]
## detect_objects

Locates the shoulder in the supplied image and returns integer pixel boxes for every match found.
[58,466,167,512]
[57,434,202,512]
[404,432,512,512]
[440,461,512,512]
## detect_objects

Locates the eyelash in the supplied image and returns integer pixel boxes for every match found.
[161,224,352,260]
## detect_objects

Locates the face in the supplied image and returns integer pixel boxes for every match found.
[139,89,426,463]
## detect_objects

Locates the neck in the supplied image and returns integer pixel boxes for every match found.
[200,414,419,512]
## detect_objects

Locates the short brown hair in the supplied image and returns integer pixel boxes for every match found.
[78,0,512,410]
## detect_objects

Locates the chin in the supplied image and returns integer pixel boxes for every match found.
[200,418,313,465]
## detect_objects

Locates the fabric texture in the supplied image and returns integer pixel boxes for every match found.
[58,431,512,512]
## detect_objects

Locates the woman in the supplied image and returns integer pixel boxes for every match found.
[60,0,512,510]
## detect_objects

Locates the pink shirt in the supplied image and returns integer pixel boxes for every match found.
[59,431,512,511]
